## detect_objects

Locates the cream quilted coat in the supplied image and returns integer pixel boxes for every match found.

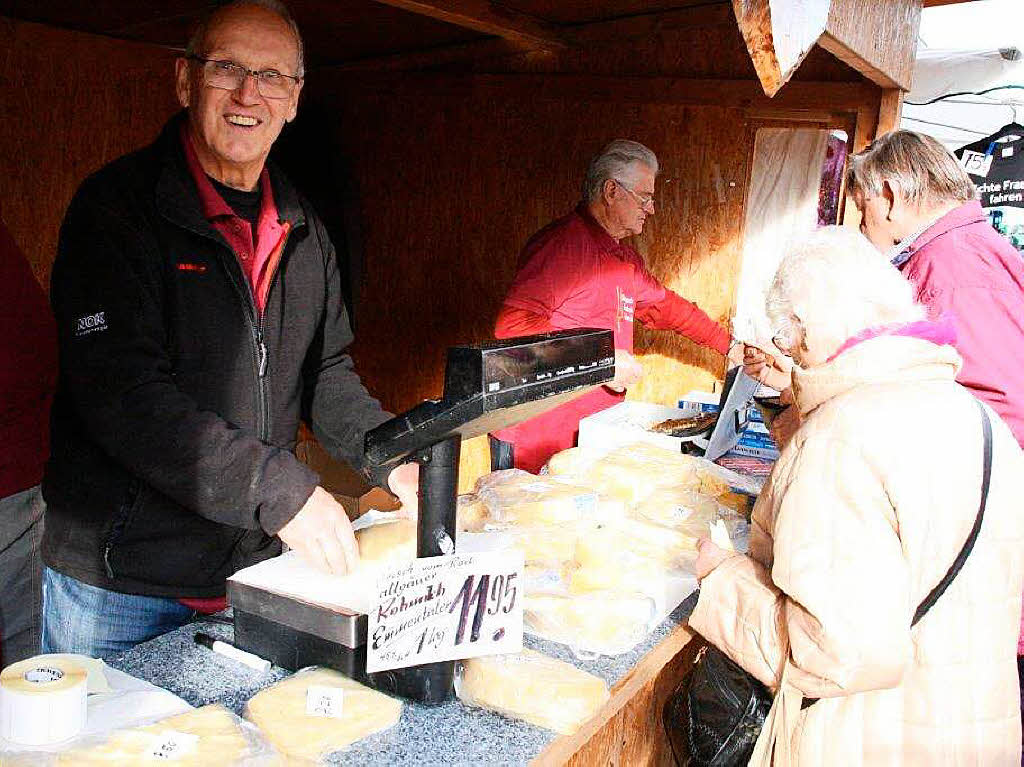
[690,336,1024,765]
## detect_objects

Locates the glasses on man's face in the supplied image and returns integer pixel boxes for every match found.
[613,179,656,211]
[188,56,301,100]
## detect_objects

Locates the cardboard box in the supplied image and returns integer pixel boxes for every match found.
[678,391,781,461]
[295,438,400,521]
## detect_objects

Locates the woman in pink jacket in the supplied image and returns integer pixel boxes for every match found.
[694,227,1024,765]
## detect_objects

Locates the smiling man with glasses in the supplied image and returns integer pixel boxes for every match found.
[41,0,419,658]
[490,140,742,473]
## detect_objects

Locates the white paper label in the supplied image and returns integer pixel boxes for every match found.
[305,685,346,718]
[960,150,993,178]
[148,731,199,760]
[1003,147,1015,158]
[366,551,524,673]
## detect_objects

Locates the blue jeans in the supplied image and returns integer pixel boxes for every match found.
[42,568,195,659]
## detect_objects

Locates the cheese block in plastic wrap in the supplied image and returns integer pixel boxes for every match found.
[355,519,416,566]
[576,518,699,573]
[631,486,729,530]
[504,523,582,565]
[455,649,609,734]
[55,705,268,766]
[523,592,656,656]
[475,470,599,526]
[456,493,489,532]
[246,668,402,762]
[579,444,704,505]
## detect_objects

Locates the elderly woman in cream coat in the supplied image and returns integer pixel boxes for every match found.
[691,227,1024,765]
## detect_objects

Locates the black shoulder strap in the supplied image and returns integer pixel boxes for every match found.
[911,399,993,626]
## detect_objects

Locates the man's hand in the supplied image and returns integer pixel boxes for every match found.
[606,349,643,393]
[277,486,359,575]
[743,344,792,392]
[726,340,746,366]
[387,462,420,519]
[695,537,736,581]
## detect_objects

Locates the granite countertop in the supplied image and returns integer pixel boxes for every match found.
[110,593,699,766]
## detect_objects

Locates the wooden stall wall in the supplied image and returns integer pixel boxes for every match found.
[0,18,178,288]
[300,71,756,484]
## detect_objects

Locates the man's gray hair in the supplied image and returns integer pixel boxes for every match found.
[767,226,924,358]
[846,130,975,208]
[185,0,305,77]
[582,140,659,203]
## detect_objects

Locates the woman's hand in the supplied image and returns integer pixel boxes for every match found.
[695,538,735,581]
[743,345,792,391]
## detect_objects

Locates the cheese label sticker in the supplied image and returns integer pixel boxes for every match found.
[149,730,200,760]
[306,685,345,718]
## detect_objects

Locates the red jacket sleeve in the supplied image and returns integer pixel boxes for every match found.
[494,305,555,338]
[635,290,731,354]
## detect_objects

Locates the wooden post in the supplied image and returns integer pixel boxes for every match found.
[877,89,905,136]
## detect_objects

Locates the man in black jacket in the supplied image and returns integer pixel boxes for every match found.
[42,0,417,657]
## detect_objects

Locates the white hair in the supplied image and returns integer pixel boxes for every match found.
[766,226,925,357]
[186,0,305,77]
[582,140,659,203]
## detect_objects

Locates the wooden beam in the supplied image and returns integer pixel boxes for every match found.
[732,0,831,97]
[821,0,921,91]
[326,71,882,114]
[877,88,904,135]
[367,0,566,50]
[333,3,736,72]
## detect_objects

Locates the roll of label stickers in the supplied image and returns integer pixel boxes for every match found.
[0,656,88,745]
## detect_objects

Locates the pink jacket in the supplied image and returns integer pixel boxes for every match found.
[899,200,1024,448]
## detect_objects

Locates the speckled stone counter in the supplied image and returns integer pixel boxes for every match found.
[109,593,699,766]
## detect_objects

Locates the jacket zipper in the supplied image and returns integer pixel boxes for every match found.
[104,479,141,578]
[253,227,291,442]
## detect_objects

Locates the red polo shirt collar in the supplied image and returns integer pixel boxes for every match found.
[180,124,289,315]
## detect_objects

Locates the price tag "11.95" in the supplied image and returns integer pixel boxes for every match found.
[366,550,524,673]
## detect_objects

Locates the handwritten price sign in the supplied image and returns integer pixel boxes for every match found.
[366,551,524,673]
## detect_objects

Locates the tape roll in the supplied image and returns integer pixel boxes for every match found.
[0,655,88,745]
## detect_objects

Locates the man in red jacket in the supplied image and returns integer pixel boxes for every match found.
[491,140,740,472]
[0,210,57,665]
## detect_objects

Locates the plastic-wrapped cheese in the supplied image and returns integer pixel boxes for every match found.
[246,668,402,761]
[575,519,698,573]
[56,705,254,766]
[523,592,656,655]
[632,486,725,531]
[504,524,582,565]
[457,493,489,532]
[356,519,416,565]
[456,649,608,734]
[475,470,598,526]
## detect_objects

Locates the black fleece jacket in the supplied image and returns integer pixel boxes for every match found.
[42,115,390,597]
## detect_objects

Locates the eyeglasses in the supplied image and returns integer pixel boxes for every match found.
[613,179,656,211]
[187,55,302,100]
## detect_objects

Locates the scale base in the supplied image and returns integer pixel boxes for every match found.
[234,609,455,704]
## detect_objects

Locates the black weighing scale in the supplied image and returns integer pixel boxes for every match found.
[229,328,615,703]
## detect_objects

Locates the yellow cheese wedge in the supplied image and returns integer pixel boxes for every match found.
[457,649,609,734]
[356,520,417,565]
[246,668,402,761]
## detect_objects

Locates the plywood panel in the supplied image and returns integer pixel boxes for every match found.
[0,18,179,288]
